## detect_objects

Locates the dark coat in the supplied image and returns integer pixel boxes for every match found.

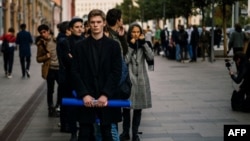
[71,35,122,124]
[16,30,33,57]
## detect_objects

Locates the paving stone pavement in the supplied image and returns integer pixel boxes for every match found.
[1,50,250,141]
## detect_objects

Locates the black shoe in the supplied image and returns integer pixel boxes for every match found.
[132,134,140,141]
[70,134,77,141]
[48,107,55,117]
[120,132,130,141]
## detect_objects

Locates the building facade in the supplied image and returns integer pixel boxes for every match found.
[1,0,62,37]
[74,0,123,20]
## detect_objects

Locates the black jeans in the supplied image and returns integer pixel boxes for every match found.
[20,56,31,77]
[46,69,59,107]
[78,123,112,141]
[3,48,14,74]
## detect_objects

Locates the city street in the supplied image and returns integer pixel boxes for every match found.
[0,46,250,141]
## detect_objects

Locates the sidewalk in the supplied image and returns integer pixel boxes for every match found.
[16,55,250,141]
[0,46,45,131]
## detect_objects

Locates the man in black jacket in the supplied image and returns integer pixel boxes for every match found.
[71,9,122,141]
[57,18,84,141]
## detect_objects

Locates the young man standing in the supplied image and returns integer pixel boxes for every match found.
[57,18,84,141]
[36,24,60,117]
[71,9,122,141]
[106,8,128,141]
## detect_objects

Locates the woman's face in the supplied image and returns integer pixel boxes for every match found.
[131,26,141,40]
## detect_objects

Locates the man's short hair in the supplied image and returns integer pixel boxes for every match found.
[69,18,83,28]
[106,8,122,26]
[88,9,106,22]
[58,21,70,34]
[37,24,49,33]
[20,23,26,30]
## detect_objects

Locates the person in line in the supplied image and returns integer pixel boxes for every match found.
[106,8,129,141]
[189,25,200,62]
[229,51,250,112]
[153,26,161,55]
[178,25,188,62]
[160,25,170,58]
[228,23,246,55]
[16,23,33,78]
[214,25,222,48]
[57,18,84,141]
[186,25,193,60]
[36,24,60,117]
[120,23,153,141]
[144,25,153,47]
[199,26,210,61]
[71,9,122,141]
[0,27,16,78]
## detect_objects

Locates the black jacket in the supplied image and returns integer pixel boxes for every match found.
[71,35,122,124]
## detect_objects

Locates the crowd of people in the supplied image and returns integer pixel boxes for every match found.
[1,7,250,141]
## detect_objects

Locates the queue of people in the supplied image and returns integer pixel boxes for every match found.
[2,6,250,141]
[32,8,154,141]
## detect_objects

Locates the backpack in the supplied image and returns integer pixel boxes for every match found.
[1,39,9,53]
[117,59,132,99]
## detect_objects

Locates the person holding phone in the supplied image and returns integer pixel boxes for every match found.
[120,23,153,141]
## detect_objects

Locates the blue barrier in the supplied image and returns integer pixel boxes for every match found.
[62,98,131,107]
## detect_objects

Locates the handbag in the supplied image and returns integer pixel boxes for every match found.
[231,90,244,111]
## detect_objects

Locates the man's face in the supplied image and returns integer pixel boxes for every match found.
[70,22,83,36]
[117,18,123,27]
[39,30,50,39]
[89,16,106,35]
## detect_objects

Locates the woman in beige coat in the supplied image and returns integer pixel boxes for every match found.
[120,23,154,141]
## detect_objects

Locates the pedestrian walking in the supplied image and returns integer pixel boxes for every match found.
[16,23,33,78]
[120,23,154,141]
[71,9,122,141]
[0,27,16,78]
[36,24,60,117]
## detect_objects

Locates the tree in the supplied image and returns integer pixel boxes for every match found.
[116,0,140,24]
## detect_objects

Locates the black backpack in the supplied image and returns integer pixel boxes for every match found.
[1,39,9,53]
[117,59,132,99]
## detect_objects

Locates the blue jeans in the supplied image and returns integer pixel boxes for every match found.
[187,44,193,59]
[175,44,181,61]
[95,123,120,141]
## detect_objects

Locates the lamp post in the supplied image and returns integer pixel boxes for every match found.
[50,0,55,35]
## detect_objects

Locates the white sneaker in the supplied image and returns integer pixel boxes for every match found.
[7,75,12,79]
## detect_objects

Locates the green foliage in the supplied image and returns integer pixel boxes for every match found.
[116,0,140,24]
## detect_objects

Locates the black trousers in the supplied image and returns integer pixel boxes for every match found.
[3,49,14,74]
[78,123,112,141]
[46,69,59,107]
[122,108,142,136]
[20,56,31,77]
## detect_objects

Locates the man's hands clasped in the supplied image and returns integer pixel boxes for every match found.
[83,95,108,108]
